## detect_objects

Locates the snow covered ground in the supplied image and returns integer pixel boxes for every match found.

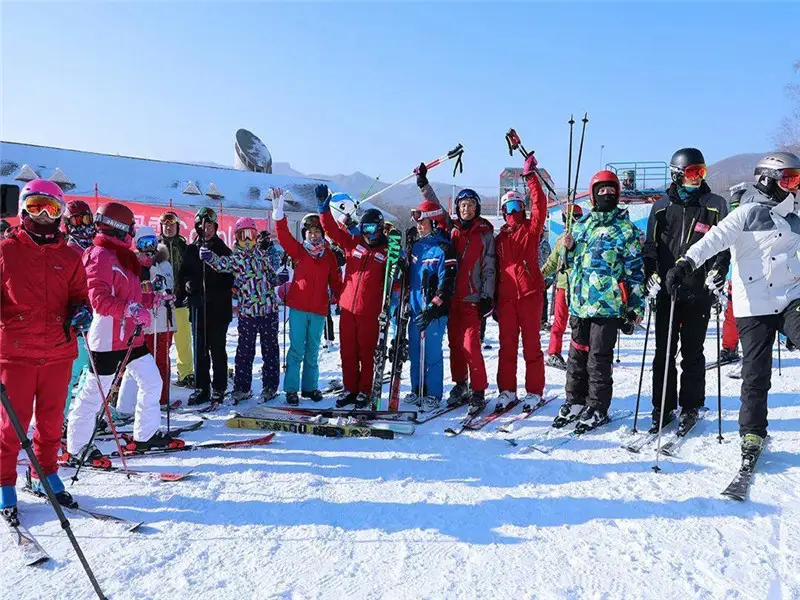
[4,312,800,600]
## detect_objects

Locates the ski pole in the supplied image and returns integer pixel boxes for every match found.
[616,328,621,363]
[360,144,464,206]
[569,113,589,224]
[566,115,575,213]
[776,334,782,376]
[716,301,723,443]
[653,295,677,473]
[632,300,653,433]
[505,128,559,199]
[0,383,108,600]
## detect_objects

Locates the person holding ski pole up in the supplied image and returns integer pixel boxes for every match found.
[666,151,800,465]
[552,170,645,432]
[272,188,342,406]
[642,148,730,434]
[0,180,90,520]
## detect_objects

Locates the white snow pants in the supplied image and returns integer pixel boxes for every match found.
[67,353,162,453]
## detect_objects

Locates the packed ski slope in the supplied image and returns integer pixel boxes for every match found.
[3,315,800,600]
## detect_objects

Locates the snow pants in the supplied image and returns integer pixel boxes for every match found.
[0,360,71,487]
[192,308,230,395]
[339,309,379,395]
[565,316,619,411]
[234,313,280,394]
[67,347,161,452]
[65,340,90,416]
[547,287,569,356]
[409,315,447,401]
[447,301,487,392]
[736,299,800,438]
[173,306,194,381]
[118,331,174,409]
[284,308,325,393]
[723,294,739,351]
[496,294,545,395]
[652,293,711,412]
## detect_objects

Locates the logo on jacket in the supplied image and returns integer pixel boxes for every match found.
[694,222,711,233]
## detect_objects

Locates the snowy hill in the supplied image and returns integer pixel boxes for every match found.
[4,315,799,600]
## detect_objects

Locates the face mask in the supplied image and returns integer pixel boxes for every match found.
[594,194,618,212]
[303,238,325,258]
[22,214,60,239]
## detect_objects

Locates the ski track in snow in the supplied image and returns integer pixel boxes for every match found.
[3,314,799,600]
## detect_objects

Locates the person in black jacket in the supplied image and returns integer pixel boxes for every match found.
[643,148,730,433]
[180,207,235,405]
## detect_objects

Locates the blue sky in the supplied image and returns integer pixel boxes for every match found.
[2,2,797,193]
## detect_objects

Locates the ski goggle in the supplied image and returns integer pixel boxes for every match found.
[682,164,707,181]
[136,235,158,252]
[780,168,800,191]
[196,208,217,223]
[236,228,256,242]
[160,213,179,225]
[360,222,380,235]
[456,188,480,203]
[503,199,524,214]
[67,213,93,227]
[23,194,64,219]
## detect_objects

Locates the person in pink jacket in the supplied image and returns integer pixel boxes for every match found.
[66,202,179,466]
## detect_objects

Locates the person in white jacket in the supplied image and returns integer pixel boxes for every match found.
[665,151,800,464]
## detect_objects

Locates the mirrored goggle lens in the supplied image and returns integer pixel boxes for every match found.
[683,164,707,180]
[160,213,178,225]
[780,168,800,190]
[24,195,63,218]
[136,236,158,251]
[68,214,93,227]
[504,199,524,214]
[595,185,618,196]
[360,222,380,235]
[198,209,217,223]
[236,228,256,241]
[456,189,479,202]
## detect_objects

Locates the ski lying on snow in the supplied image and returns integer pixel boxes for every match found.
[412,400,467,425]
[160,399,183,412]
[244,405,418,423]
[443,404,493,437]
[239,410,415,435]
[95,419,204,441]
[721,441,767,502]
[30,457,193,483]
[517,410,633,455]
[226,416,395,439]
[621,413,678,454]
[497,392,560,434]
[109,433,276,458]
[21,487,144,532]
[3,517,50,566]
[659,408,709,457]
[705,357,739,370]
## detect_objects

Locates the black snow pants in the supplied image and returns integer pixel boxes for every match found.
[565,316,620,411]
[191,308,231,396]
[736,299,800,438]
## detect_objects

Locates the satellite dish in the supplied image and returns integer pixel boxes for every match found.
[234,129,272,174]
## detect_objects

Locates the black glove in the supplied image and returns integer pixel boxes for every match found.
[478,297,493,318]
[665,259,693,296]
[257,230,271,251]
[415,162,428,189]
[414,309,434,332]
[620,311,637,336]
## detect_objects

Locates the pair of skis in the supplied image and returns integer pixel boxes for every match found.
[508,409,633,454]
[622,408,708,455]
[241,405,418,423]
[106,433,275,459]
[226,415,397,439]
[444,393,559,436]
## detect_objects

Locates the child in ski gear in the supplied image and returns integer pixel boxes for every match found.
[318,184,392,407]
[159,210,194,388]
[643,148,730,432]
[273,188,342,406]
[668,151,800,459]
[200,217,280,403]
[0,180,89,515]
[407,168,457,411]
[720,184,749,364]
[67,202,175,459]
[494,153,549,410]
[180,207,234,405]
[539,232,552,330]
[556,170,645,433]
[542,204,584,370]
[118,226,176,409]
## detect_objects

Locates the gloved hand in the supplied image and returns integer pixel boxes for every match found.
[271,187,285,221]
[705,269,725,295]
[665,258,693,296]
[620,310,641,335]
[415,162,428,188]
[126,302,152,329]
[478,297,493,318]
[199,246,213,262]
[522,153,539,178]
[69,303,93,334]
[645,273,662,299]
[315,184,331,213]
[414,297,444,332]
[257,230,271,251]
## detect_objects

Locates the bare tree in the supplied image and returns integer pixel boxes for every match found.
[774,60,800,152]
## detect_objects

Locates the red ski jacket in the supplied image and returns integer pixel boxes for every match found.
[276,217,342,316]
[495,174,548,302]
[450,217,496,304]
[320,209,389,317]
[0,227,88,364]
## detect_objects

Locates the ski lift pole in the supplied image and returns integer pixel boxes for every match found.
[359,144,464,205]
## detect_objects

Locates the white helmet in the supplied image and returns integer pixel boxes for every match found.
[754,151,800,180]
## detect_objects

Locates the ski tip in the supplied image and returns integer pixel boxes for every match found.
[128,521,146,533]
[504,438,517,446]
[159,471,193,482]
[27,555,51,567]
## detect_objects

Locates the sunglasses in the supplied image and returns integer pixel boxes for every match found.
[68,213,93,227]
[24,194,64,219]
[360,222,380,235]
[682,164,707,181]
[136,235,158,252]
[236,228,256,241]
[780,168,800,191]
[503,199,524,214]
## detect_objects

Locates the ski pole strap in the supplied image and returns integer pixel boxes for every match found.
[618,281,629,305]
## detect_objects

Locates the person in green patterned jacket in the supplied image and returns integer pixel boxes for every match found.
[552,170,645,433]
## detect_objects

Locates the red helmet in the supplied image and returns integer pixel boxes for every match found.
[588,170,620,205]
[561,203,584,222]
[64,200,92,219]
[95,202,135,239]
[411,200,446,227]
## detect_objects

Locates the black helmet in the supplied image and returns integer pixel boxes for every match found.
[359,208,385,245]
[194,207,218,235]
[455,188,482,218]
[669,148,706,182]
[360,208,384,229]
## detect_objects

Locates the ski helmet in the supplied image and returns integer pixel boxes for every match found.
[301,213,322,239]
[411,200,446,228]
[455,188,482,217]
[588,170,621,206]
[561,203,584,223]
[500,191,525,216]
[63,199,96,246]
[669,148,706,183]
[160,210,180,235]
[19,179,65,219]
[95,202,135,240]
[234,217,258,235]
[754,151,800,197]
[194,207,217,229]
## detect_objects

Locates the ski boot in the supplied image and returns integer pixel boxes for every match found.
[175,374,195,388]
[230,390,252,405]
[354,392,372,409]
[719,348,740,364]
[301,389,324,403]
[740,433,765,469]
[648,407,675,434]
[187,389,210,406]
[260,388,278,403]
[211,389,227,404]
[521,393,542,413]
[336,391,359,408]
[677,407,701,435]
[494,390,517,412]
[420,396,441,412]
[26,470,78,509]
[545,354,567,371]
[447,382,471,407]
[574,406,609,434]
[552,402,584,428]
[125,430,185,453]
[403,391,422,407]
[1,486,18,527]
[467,390,487,415]
[61,443,113,469]
[286,392,300,406]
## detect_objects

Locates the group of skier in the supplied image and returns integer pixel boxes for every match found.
[0,141,798,523]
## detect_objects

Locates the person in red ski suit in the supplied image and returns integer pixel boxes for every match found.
[494,154,548,409]
[0,180,90,515]
[317,184,391,407]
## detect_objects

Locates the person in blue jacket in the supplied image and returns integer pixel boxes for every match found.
[404,197,457,411]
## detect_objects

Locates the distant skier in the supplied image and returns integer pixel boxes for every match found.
[667,151,800,463]
[272,189,342,406]
[554,170,645,433]
[643,148,730,434]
